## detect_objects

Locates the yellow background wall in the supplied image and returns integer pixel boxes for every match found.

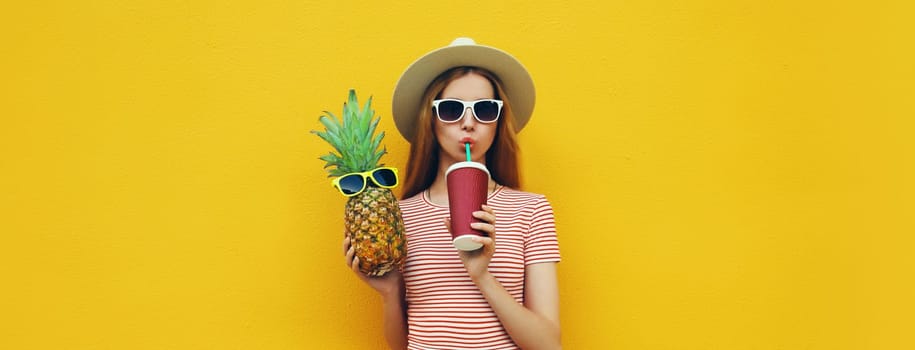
[2,1,913,349]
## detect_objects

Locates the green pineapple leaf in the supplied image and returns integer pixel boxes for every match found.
[317,112,342,135]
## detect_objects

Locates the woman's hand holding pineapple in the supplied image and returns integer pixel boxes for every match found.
[343,236,403,298]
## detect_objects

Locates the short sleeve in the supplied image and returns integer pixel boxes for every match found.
[524,196,561,265]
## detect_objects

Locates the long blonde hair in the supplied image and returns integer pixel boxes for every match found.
[401,67,521,200]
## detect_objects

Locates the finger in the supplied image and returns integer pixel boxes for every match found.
[472,210,497,225]
[345,244,355,267]
[481,204,495,214]
[471,222,496,237]
[443,217,452,233]
[343,236,351,255]
[471,235,495,249]
[351,256,361,273]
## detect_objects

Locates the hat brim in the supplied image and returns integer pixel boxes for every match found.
[392,42,535,142]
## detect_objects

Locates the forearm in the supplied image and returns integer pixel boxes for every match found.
[380,291,408,350]
[473,273,561,350]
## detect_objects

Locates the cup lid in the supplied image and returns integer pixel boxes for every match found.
[445,161,490,177]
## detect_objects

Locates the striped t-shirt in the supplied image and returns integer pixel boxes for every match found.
[399,186,561,350]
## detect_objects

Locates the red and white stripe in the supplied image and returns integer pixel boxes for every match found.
[399,187,561,349]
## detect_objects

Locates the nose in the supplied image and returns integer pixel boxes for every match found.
[460,107,476,130]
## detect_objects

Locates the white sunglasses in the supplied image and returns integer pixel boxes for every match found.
[431,99,503,123]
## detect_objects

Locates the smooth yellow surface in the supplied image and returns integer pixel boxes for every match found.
[2,1,913,349]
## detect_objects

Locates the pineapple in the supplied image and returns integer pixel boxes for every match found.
[312,90,406,277]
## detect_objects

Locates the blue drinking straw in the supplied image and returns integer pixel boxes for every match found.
[465,142,471,162]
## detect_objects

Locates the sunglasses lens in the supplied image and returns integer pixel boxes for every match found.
[473,100,501,122]
[372,168,397,187]
[337,175,365,195]
[436,100,465,122]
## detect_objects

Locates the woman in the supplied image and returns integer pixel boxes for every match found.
[344,38,561,350]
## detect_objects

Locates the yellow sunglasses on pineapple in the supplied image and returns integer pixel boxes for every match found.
[331,167,399,197]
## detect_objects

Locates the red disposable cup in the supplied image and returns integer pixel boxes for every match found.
[445,161,490,251]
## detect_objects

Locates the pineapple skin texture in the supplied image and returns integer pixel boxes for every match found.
[345,187,406,277]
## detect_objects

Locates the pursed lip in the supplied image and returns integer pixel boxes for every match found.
[460,137,475,146]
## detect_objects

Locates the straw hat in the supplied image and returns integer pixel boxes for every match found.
[392,37,536,142]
